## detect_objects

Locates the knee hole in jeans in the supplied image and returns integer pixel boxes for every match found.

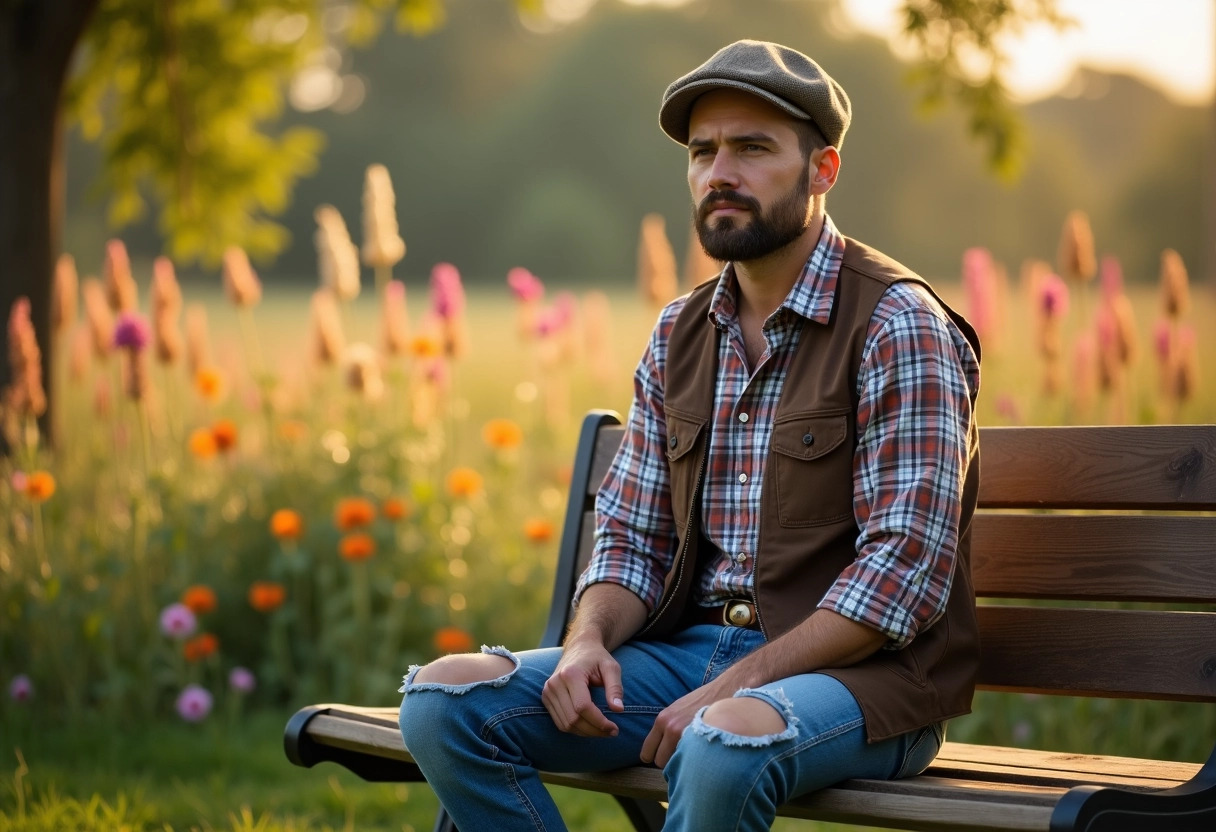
[700,697,788,738]
[413,652,516,686]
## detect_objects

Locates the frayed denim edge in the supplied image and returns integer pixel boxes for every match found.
[398,645,520,694]
[687,686,800,747]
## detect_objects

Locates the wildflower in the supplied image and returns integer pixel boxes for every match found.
[339,532,377,562]
[1037,273,1069,321]
[4,297,47,426]
[82,278,115,360]
[10,471,27,492]
[24,471,55,502]
[523,517,555,543]
[151,257,184,364]
[961,247,997,346]
[104,239,139,312]
[68,324,90,382]
[211,419,238,452]
[159,602,198,639]
[183,633,219,662]
[507,267,545,303]
[381,496,412,521]
[637,213,679,308]
[1056,210,1096,283]
[409,333,442,359]
[343,342,385,401]
[682,218,723,291]
[315,204,361,301]
[181,585,218,615]
[228,667,256,694]
[185,304,212,375]
[52,253,79,336]
[194,367,225,402]
[334,497,376,530]
[433,627,474,654]
[361,163,406,269]
[381,280,410,356]
[222,247,262,307]
[9,674,33,703]
[248,581,286,613]
[188,427,218,459]
[445,467,483,498]
[1099,255,1124,301]
[277,420,308,442]
[1171,324,1198,403]
[1159,249,1190,320]
[431,262,468,358]
[310,288,345,366]
[175,684,213,722]
[482,418,524,450]
[270,509,304,541]
[112,312,151,351]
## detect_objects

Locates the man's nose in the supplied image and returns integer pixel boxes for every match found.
[707,152,740,191]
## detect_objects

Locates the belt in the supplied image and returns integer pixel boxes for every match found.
[691,599,758,629]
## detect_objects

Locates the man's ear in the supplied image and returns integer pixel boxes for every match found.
[809,146,841,195]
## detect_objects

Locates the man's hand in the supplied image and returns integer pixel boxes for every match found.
[542,636,627,737]
[640,682,726,768]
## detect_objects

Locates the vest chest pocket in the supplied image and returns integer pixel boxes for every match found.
[770,411,855,528]
[664,410,707,538]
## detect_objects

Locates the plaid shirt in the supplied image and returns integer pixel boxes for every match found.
[575,217,980,648]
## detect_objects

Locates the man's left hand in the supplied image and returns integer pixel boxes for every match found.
[640,682,729,768]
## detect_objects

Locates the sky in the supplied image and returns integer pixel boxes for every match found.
[839,0,1214,104]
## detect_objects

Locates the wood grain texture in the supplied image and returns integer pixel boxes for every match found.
[971,514,1216,602]
[976,606,1216,700]
[977,425,1216,509]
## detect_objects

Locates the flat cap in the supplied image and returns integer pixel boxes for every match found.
[659,40,852,148]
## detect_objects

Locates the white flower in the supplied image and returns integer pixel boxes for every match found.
[361,164,406,269]
[315,204,362,301]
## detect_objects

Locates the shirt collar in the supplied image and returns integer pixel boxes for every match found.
[707,214,845,329]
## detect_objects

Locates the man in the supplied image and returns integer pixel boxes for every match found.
[399,40,981,831]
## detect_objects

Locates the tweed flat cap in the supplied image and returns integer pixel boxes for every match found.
[659,40,852,148]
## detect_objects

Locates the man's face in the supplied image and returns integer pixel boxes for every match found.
[687,89,815,263]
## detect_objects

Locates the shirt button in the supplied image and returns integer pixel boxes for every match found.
[738,412,749,423]
[802,432,814,446]
[735,552,747,564]
[738,473,748,484]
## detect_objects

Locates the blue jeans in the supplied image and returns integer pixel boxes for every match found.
[398,624,943,832]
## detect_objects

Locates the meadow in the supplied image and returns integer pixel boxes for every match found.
[1,236,1212,831]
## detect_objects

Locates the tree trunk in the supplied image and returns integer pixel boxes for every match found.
[0,0,100,452]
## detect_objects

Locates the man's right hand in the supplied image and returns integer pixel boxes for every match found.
[541,636,626,737]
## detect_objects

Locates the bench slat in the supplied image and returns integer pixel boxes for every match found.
[971,514,1216,603]
[977,425,1216,509]
[976,606,1216,700]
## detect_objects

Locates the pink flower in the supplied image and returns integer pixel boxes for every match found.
[962,247,996,342]
[11,471,28,493]
[430,262,465,320]
[1037,273,1069,321]
[507,267,545,302]
[175,684,213,722]
[113,312,151,351]
[159,602,198,639]
[1154,320,1172,364]
[1099,255,1124,301]
[228,666,256,694]
[9,674,33,702]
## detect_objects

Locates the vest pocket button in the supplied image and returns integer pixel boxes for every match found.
[670,436,678,449]
[803,433,814,446]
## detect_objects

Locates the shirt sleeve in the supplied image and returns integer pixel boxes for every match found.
[573,300,685,613]
[817,284,979,648]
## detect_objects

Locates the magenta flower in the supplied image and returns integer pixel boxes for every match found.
[506,267,544,303]
[112,312,151,351]
[430,262,465,320]
[9,674,33,702]
[1037,273,1069,321]
[176,684,213,722]
[159,602,198,639]
[228,666,256,694]
[1153,320,1172,363]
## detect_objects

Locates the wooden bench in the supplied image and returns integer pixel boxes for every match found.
[285,410,1216,831]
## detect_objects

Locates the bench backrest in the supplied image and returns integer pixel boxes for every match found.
[545,411,1216,704]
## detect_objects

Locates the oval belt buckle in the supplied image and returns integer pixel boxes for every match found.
[724,601,754,627]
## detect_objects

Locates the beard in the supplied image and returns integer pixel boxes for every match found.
[693,159,813,263]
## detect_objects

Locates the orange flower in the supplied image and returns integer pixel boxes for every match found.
[433,627,474,654]
[409,334,442,359]
[523,517,555,543]
[248,581,286,613]
[381,496,412,521]
[482,418,524,450]
[334,497,376,530]
[277,420,308,442]
[211,419,238,452]
[188,427,218,458]
[339,532,377,562]
[445,467,483,498]
[194,367,225,401]
[181,585,218,615]
[270,509,304,541]
[24,471,55,502]
[183,632,219,662]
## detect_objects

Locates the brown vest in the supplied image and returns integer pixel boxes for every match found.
[642,237,982,743]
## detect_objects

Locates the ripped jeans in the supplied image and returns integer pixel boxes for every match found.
[398,623,944,832]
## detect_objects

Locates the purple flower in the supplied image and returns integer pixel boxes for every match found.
[1037,273,1069,321]
[176,684,213,722]
[430,263,465,320]
[9,674,33,702]
[159,602,198,639]
[506,267,544,303]
[112,312,151,351]
[228,666,256,694]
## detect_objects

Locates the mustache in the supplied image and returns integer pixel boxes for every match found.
[697,190,761,222]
